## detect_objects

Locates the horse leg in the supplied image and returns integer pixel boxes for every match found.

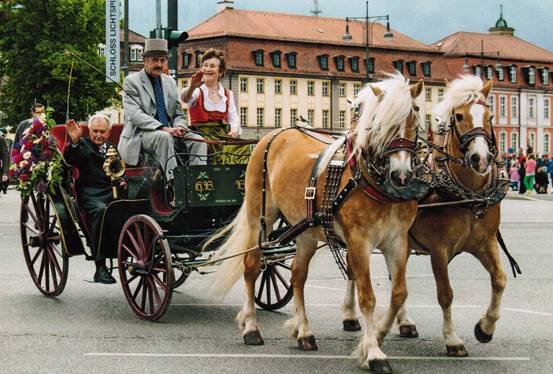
[284,236,319,350]
[349,243,392,373]
[342,278,362,331]
[376,238,409,345]
[237,245,264,345]
[396,249,418,338]
[431,250,467,357]
[471,239,507,343]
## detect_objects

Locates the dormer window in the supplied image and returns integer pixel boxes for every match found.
[474,65,482,77]
[349,57,360,73]
[365,57,375,74]
[181,52,191,68]
[496,66,504,81]
[286,52,297,69]
[421,61,431,77]
[334,55,345,72]
[486,66,493,80]
[393,60,403,74]
[270,51,281,68]
[195,50,203,68]
[541,68,549,85]
[407,60,416,76]
[318,54,329,70]
[252,49,264,67]
[528,67,535,85]
[509,65,517,83]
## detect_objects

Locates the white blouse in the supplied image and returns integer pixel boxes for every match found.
[184,83,241,135]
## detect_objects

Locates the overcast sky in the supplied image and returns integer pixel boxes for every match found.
[128,0,553,52]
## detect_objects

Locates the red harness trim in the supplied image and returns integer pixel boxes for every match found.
[345,139,399,203]
[189,88,230,125]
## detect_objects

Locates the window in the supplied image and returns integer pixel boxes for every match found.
[349,57,359,73]
[339,111,346,128]
[274,108,282,128]
[322,81,329,96]
[290,109,297,126]
[529,133,535,148]
[195,50,203,68]
[544,133,550,154]
[488,95,495,114]
[542,68,549,85]
[425,87,432,102]
[274,79,282,94]
[528,97,535,118]
[240,77,248,92]
[307,109,314,126]
[499,96,506,117]
[318,54,329,70]
[422,61,431,77]
[528,67,535,85]
[486,66,493,80]
[338,82,346,97]
[253,50,264,67]
[322,110,329,128]
[509,66,517,83]
[496,66,504,81]
[181,52,191,68]
[510,132,518,150]
[499,132,507,154]
[393,60,403,73]
[286,52,297,69]
[407,61,416,76]
[256,108,264,127]
[290,80,297,95]
[425,114,432,128]
[474,65,482,77]
[544,98,550,119]
[256,78,264,94]
[437,88,444,102]
[335,56,345,72]
[365,57,375,74]
[511,96,518,118]
[307,81,315,96]
[130,48,137,62]
[240,107,248,127]
[270,51,281,68]
[353,83,361,96]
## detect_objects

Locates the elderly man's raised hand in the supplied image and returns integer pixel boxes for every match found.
[66,119,82,144]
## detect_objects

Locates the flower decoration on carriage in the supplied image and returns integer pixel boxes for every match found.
[9,113,64,197]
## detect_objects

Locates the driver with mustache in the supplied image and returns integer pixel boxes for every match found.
[119,38,206,184]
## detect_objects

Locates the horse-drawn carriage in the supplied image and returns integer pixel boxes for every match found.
[19,123,295,321]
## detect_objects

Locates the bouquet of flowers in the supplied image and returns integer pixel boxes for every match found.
[9,116,64,197]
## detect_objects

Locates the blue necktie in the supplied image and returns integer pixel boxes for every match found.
[152,77,169,126]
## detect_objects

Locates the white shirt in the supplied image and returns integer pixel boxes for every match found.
[184,83,241,135]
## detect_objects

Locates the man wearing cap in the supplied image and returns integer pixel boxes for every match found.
[119,38,206,181]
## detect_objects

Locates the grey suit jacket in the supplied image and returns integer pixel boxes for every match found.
[119,69,187,165]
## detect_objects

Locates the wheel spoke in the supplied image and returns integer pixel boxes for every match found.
[147,279,155,312]
[26,206,39,226]
[37,250,46,285]
[256,270,267,300]
[44,249,50,292]
[273,265,290,289]
[152,267,167,273]
[275,262,291,271]
[126,230,143,258]
[122,243,139,260]
[270,270,281,301]
[23,222,40,236]
[133,223,146,257]
[31,247,44,266]
[148,277,162,306]
[152,272,168,292]
[132,277,144,302]
[47,245,63,277]
[141,278,148,311]
[44,195,50,234]
[47,249,59,290]
[127,273,139,284]
[48,216,58,236]
[31,193,43,222]
[49,242,64,257]
[265,269,271,305]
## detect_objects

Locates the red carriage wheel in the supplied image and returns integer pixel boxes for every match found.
[118,214,174,321]
[254,257,294,311]
[20,191,69,297]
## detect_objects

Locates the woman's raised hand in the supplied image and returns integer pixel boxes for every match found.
[191,71,204,89]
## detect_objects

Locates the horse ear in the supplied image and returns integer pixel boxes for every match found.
[481,79,493,98]
[410,79,424,98]
[370,85,384,100]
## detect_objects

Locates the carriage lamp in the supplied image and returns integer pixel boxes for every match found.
[103,146,126,199]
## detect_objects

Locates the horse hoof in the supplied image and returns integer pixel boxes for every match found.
[446,345,469,357]
[399,325,419,338]
[298,335,318,351]
[243,330,264,345]
[368,359,393,374]
[343,319,362,332]
[474,322,493,343]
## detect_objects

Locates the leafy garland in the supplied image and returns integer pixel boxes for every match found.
[9,110,64,197]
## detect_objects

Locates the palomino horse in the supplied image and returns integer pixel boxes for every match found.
[341,75,508,357]
[207,74,424,372]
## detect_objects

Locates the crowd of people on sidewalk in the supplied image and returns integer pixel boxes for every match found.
[503,147,553,195]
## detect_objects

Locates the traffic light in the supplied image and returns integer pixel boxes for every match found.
[165,29,188,49]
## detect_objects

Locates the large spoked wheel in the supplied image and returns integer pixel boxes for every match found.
[118,214,174,321]
[20,191,69,297]
[254,257,294,311]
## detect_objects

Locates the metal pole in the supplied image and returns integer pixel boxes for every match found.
[168,0,178,78]
[123,0,129,77]
[480,39,484,79]
[156,0,162,38]
[365,0,369,83]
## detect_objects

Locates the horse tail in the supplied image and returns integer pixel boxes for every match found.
[205,201,255,299]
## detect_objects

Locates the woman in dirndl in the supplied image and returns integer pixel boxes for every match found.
[180,48,249,164]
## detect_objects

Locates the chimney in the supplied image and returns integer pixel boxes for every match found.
[217,0,234,13]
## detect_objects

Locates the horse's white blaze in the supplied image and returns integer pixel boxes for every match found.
[469,103,486,128]
[467,102,492,173]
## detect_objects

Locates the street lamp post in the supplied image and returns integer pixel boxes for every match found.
[342,0,393,83]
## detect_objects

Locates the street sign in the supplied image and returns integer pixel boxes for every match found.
[105,0,120,82]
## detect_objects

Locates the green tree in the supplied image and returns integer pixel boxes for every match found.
[0,0,120,128]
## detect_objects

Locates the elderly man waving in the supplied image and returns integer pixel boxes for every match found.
[119,38,206,181]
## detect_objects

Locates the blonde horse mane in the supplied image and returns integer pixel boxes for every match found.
[351,73,416,159]
[432,75,485,132]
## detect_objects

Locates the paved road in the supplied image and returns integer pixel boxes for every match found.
[1,188,552,373]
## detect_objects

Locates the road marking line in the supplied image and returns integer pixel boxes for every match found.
[503,307,553,317]
[83,352,530,361]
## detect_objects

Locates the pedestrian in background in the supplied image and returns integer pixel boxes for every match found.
[524,154,537,195]
[547,156,553,193]
[14,103,45,146]
[518,157,527,194]
[0,132,9,196]
[509,161,520,191]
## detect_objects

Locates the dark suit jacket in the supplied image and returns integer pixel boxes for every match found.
[14,118,32,146]
[0,137,9,177]
[63,138,113,199]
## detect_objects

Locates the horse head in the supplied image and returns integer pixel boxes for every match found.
[434,76,496,176]
[352,74,424,188]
